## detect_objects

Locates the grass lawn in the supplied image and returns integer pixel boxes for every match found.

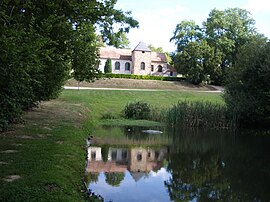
[0,89,223,201]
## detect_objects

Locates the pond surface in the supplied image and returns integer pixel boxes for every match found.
[85,126,270,202]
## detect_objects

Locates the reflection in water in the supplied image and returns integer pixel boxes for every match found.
[85,126,270,202]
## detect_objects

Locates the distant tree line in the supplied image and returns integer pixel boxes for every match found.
[0,0,138,131]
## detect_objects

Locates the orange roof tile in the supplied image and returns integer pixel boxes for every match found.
[99,47,132,60]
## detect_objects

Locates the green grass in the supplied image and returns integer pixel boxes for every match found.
[62,89,223,124]
[0,89,223,201]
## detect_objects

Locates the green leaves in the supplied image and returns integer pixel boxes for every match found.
[0,0,138,130]
[171,8,258,85]
[224,37,270,127]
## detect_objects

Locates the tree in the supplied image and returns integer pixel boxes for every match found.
[0,0,138,131]
[171,20,221,84]
[171,9,258,85]
[105,172,125,187]
[115,32,130,49]
[104,58,112,73]
[204,8,257,84]
[223,36,270,127]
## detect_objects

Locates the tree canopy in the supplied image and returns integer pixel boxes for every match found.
[0,0,138,131]
[171,8,259,85]
[223,35,270,127]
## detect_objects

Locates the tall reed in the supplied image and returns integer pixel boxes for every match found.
[163,101,238,129]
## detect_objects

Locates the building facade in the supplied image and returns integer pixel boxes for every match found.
[99,42,177,76]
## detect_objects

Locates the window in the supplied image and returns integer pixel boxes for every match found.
[137,153,142,161]
[142,51,145,53]
[115,61,120,70]
[151,65,154,71]
[125,62,130,71]
[91,151,96,160]
[140,62,145,70]
[158,65,163,72]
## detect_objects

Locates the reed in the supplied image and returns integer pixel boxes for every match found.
[163,101,238,129]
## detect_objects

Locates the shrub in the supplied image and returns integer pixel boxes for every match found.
[164,101,237,129]
[123,101,151,120]
[104,58,112,73]
[102,73,185,82]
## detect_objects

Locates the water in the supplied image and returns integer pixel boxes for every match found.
[85,126,270,202]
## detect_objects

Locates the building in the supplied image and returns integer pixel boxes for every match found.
[99,42,177,76]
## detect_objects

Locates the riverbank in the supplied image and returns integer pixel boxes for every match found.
[0,89,223,201]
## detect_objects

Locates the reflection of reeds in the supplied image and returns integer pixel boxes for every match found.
[163,101,238,129]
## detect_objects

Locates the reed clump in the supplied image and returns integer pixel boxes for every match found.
[164,101,237,129]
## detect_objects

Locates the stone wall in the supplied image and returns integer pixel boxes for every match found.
[132,50,152,75]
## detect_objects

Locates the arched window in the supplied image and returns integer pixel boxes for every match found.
[158,65,163,72]
[137,153,142,161]
[125,62,130,71]
[140,62,145,70]
[115,62,120,70]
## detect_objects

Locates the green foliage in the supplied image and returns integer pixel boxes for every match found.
[105,172,125,187]
[171,8,258,85]
[123,101,151,120]
[148,44,164,52]
[104,58,112,73]
[0,0,138,131]
[224,37,270,127]
[164,101,237,129]
[72,23,101,82]
[102,73,184,81]
[115,32,130,49]
[101,110,118,119]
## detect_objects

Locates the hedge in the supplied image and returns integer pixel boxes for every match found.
[102,73,185,81]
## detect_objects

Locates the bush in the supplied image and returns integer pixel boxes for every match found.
[123,101,151,120]
[104,58,112,73]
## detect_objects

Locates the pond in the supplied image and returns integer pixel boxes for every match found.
[85,126,270,202]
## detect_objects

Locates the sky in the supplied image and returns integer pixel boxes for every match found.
[115,0,270,52]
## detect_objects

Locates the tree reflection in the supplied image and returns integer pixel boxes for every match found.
[165,129,270,201]
[85,172,99,184]
[105,172,125,187]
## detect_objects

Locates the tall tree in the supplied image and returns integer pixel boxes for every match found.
[171,9,259,85]
[171,20,221,84]
[0,0,138,130]
[203,8,257,84]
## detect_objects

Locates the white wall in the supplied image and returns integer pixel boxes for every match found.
[99,59,132,74]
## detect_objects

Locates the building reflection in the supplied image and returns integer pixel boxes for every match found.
[86,146,168,183]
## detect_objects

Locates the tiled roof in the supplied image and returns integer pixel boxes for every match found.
[99,47,132,60]
[99,44,167,63]
[151,52,167,63]
[133,42,151,52]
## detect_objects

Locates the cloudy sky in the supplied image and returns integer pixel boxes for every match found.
[115,0,270,52]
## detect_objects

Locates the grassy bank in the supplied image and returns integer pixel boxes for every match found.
[0,89,223,201]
